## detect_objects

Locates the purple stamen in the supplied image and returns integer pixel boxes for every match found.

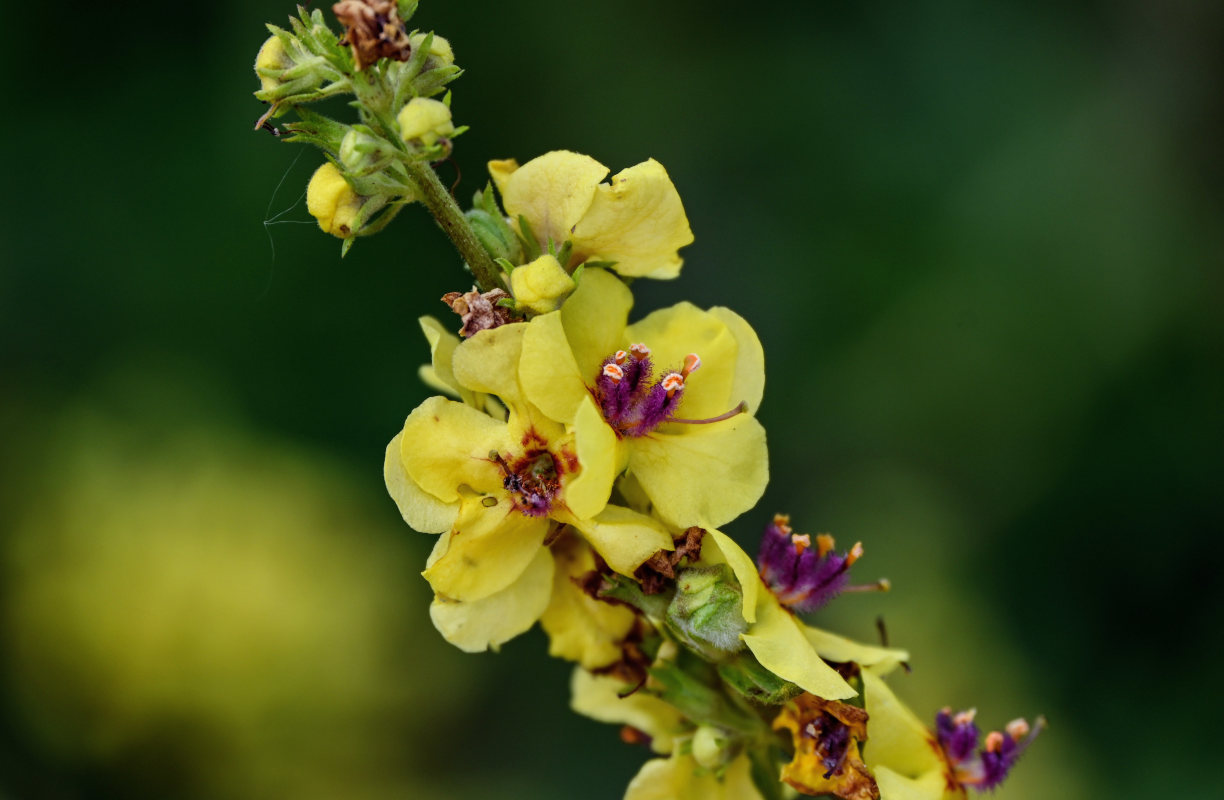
[802,712,854,779]
[935,709,1045,792]
[757,515,866,613]
[594,346,686,438]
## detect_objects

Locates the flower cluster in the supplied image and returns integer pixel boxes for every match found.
[251,3,1043,797]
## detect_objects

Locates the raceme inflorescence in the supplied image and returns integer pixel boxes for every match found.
[251,4,1044,797]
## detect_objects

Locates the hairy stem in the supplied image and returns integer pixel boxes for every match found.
[402,159,502,292]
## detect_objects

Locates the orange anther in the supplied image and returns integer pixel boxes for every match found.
[791,533,812,556]
[1006,719,1030,740]
[984,731,1004,753]
[816,534,835,558]
[614,350,627,365]
[661,372,684,396]
[682,353,702,377]
[629,343,651,359]
[603,363,625,383]
[847,541,864,565]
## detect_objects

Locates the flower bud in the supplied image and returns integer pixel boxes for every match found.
[254,35,293,92]
[509,254,576,314]
[409,32,455,67]
[306,163,364,238]
[666,565,747,661]
[397,98,455,147]
[338,129,394,176]
[691,725,734,769]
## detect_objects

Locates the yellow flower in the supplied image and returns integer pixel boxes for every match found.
[519,267,768,529]
[624,753,764,800]
[510,253,576,314]
[385,322,674,652]
[397,97,455,146]
[489,151,694,280]
[306,162,364,237]
[570,667,685,756]
[540,532,637,669]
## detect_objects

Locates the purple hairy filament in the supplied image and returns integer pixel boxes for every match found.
[803,712,854,779]
[935,708,1046,791]
[758,514,871,613]
[594,344,745,438]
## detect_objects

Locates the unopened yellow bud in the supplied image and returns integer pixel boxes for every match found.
[510,254,576,314]
[397,98,455,146]
[254,35,292,92]
[306,163,363,238]
[409,33,454,66]
[692,725,732,769]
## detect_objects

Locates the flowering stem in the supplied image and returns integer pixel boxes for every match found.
[401,159,503,292]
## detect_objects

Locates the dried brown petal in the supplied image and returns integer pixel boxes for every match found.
[333,0,412,71]
[774,694,880,800]
[634,526,706,595]
[442,287,515,338]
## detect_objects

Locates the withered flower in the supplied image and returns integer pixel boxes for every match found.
[774,693,880,800]
[333,0,412,70]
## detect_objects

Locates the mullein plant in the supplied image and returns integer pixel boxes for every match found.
[252,3,1044,798]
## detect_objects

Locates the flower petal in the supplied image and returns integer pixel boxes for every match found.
[561,267,634,379]
[707,307,765,414]
[627,417,768,529]
[493,150,608,246]
[564,395,621,520]
[624,754,763,800]
[802,624,910,675]
[625,302,742,421]
[383,432,458,533]
[429,546,554,653]
[520,310,589,424]
[540,536,636,668]
[452,322,528,408]
[860,670,944,779]
[421,496,550,602]
[571,670,682,756]
[568,504,673,576]
[419,315,479,406]
[740,591,856,700]
[570,159,693,280]
[399,397,505,502]
[700,529,760,624]
[874,767,950,800]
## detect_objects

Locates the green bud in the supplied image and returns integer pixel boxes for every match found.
[692,725,735,769]
[667,565,748,661]
[339,128,395,176]
[467,208,522,263]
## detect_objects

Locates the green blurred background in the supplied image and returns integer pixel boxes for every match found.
[2,0,1220,797]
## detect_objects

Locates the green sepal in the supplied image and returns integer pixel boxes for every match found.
[517,215,542,260]
[397,0,419,22]
[597,573,671,619]
[649,661,760,735]
[467,209,521,263]
[717,652,804,707]
[282,107,351,154]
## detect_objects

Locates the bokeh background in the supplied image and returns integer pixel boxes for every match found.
[2,0,1221,797]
